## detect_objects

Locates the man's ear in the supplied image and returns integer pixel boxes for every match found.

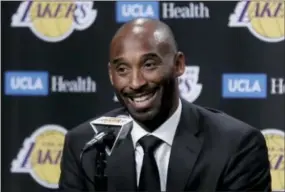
[108,62,113,85]
[174,51,185,77]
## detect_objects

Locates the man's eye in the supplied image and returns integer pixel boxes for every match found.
[116,65,129,74]
[144,62,157,69]
[117,67,126,72]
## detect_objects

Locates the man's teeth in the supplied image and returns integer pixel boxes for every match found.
[132,93,154,102]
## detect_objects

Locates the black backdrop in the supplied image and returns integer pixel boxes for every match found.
[2,1,284,192]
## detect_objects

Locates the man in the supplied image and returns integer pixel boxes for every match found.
[58,18,271,192]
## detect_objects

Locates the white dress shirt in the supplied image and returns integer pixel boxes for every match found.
[130,99,182,191]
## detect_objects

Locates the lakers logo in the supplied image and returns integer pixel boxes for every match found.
[10,124,67,189]
[11,1,97,43]
[262,129,285,191]
[178,66,202,103]
[229,1,284,43]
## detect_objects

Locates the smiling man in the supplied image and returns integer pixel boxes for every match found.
[109,18,183,132]
[59,18,271,192]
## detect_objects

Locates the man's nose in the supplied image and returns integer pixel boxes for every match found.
[130,70,147,90]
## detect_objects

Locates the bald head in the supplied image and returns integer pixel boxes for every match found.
[110,18,177,58]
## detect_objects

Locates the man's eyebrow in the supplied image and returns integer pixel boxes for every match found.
[110,57,124,65]
[110,52,160,65]
[141,52,160,59]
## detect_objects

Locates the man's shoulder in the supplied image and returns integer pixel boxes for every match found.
[197,105,254,131]
[191,103,263,144]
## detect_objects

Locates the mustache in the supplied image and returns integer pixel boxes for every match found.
[122,86,158,98]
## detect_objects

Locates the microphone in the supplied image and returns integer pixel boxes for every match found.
[79,115,133,188]
[81,129,115,152]
[82,115,133,154]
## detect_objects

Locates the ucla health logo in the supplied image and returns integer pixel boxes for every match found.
[222,74,267,98]
[11,1,97,43]
[116,1,159,23]
[5,71,97,96]
[5,71,49,96]
[228,1,284,43]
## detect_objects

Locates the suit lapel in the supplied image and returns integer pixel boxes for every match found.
[166,99,204,191]
[106,134,137,191]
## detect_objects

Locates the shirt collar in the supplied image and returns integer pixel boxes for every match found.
[131,99,182,147]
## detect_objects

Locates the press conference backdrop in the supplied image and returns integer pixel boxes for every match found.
[1,1,284,192]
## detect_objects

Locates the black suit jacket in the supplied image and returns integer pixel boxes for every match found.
[58,99,271,192]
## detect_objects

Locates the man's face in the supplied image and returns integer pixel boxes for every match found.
[109,29,183,122]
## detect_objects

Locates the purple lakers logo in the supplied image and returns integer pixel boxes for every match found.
[11,1,98,43]
[229,1,284,43]
[262,129,285,191]
[11,124,67,189]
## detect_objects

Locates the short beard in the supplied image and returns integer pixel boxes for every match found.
[113,75,178,131]
[147,76,177,126]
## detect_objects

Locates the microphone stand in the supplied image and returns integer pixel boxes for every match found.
[94,142,108,191]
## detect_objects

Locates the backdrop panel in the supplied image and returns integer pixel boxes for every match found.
[2,1,284,192]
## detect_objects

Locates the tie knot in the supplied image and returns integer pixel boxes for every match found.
[138,135,162,153]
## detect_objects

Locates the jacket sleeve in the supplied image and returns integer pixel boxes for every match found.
[58,132,86,192]
[221,128,272,191]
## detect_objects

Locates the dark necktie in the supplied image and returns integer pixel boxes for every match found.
[138,135,162,192]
